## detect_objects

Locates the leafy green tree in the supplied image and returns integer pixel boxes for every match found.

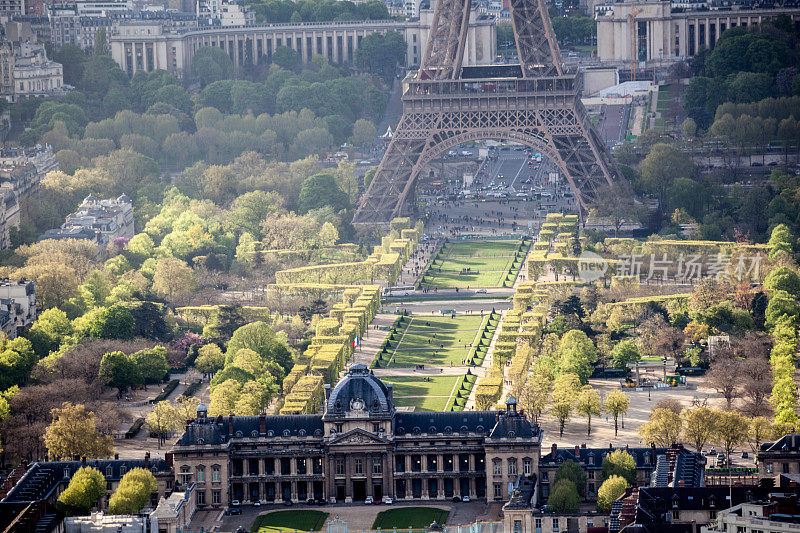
[610,339,640,370]
[130,302,170,341]
[768,223,794,258]
[44,402,114,460]
[638,143,694,213]
[146,400,178,447]
[682,406,717,453]
[764,266,800,296]
[191,46,234,86]
[298,173,350,213]
[26,308,73,357]
[88,305,135,339]
[272,46,301,71]
[558,330,597,383]
[351,118,377,146]
[227,321,293,375]
[132,346,169,384]
[195,344,225,374]
[601,450,636,484]
[638,407,682,447]
[108,468,157,515]
[548,479,579,513]
[597,475,628,511]
[152,257,195,304]
[550,373,580,436]
[554,459,587,498]
[355,31,406,82]
[576,384,602,436]
[57,466,106,515]
[54,44,86,86]
[98,351,142,392]
[604,390,630,437]
[712,409,750,462]
[766,289,800,328]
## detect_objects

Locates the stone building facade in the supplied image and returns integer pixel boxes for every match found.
[109,10,496,78]
[171,365,542,508]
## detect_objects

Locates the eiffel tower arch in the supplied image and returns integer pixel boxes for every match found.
[353,0,620,225]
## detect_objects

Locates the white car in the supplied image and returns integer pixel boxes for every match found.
[364,496,374,504]
[462,496,471,502]
[231,500,240,506]
[382,497,394,504]
[476,289,487,294]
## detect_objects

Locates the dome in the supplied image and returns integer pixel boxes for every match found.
[326,365,393,417]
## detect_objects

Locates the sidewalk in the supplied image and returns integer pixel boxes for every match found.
[346,314,398,369]
[465,310,505,410]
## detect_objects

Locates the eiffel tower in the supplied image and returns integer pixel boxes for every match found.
[353,0,620,225]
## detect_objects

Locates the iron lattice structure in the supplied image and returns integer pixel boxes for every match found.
[353,0,619,225]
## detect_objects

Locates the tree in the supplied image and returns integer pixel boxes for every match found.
[27,308,73,357]
[94,27,108,55]
[195,343,225,374]
[517,369,551,425]
[108,468,157,515]
[98,351,142,392]
[575,385,602,437]
[768,223,794,258]
[272,46,301,71]
[87,305,135,339]
[601,450,636,485]
[44,402,114,460]
[748,416,773,454]
[191,46,234,86]
[152,257,195,304]
[57,466,105,515]
[638,143,694,212]
[228,321,293,374]
[740,354,772,416]
[132,346,169,384]
[591,182,644,237]
[298,173,350,213]
[682,406,717,453]
[764,266,800,296]
[54,44,86,86]
[638,408,682,447]
[604,390,630,437]
[712,409,750,462]
[557,330,597,384]
[610,340,640,369]
[351,119,377,146]
[355,31,406,82]
[550,373,580,437]
[554,459,588,498]
[705,355,741,409]
[766,289,800,328]
[548,479,579,513]
[597,475,628,511]
[146,400,178,447]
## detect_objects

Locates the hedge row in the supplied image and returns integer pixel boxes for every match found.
[152,380,179,403]
[175,306,273,327]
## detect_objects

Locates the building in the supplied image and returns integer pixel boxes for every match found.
[0,144,59,180]
[109,10,496,77]
[149,484,196,533]
[39,224,107,245]
[171,365,541,508]
[0,23,63,102]
[0,455,173,533]
[41,193,133,246]
[65,513,146,533]
[218,1,253,27]
[538,442,705,500]
[702,493,800,533]
[596,0,800,66]
[0,0,25,21]
[0,278,36,337]
[759,434,800,479]
[0,190,19,250]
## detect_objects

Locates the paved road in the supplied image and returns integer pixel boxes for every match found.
[597,103,628,147]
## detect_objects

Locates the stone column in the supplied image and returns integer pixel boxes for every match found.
[345,455,353,503]
[366,453,373,498]
[437,454,444,473]
[383,453,391,498]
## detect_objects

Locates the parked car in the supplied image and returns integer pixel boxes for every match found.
[383,497,393,504]
[476,289,487,294]
[253,501,261,507]
[231,500,240,506]
[225,507,242,515]
[284,499,293,506]
[306,498,316,505]
[462,496,471,502]
[365,496,374,504]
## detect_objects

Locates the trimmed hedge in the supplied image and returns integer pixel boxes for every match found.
[152,380,179,403]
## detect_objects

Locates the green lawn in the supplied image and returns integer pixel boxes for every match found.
[252,510,328,532]
[389,315,486,367]
[388,375,459,411]
[372,507,450,530]
[421,240,525,288]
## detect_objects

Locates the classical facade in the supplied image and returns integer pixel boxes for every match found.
[596,1,800,65]
[171,365,542,508]
[0,23,63,102]
[109,10,496,78]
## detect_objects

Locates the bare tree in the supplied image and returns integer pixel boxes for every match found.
[705,350,741,410]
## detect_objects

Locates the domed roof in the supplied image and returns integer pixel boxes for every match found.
[326,365,393,417]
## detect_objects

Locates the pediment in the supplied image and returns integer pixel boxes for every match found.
[329,428,389,446]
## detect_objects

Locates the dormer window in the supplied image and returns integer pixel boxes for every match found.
[588,455,594,465]
[672,496,680,509]
[283,429,291,437]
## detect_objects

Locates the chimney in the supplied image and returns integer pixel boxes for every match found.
[651,442,657,464]
[228,414,234,435]
[609,443,613,450]
[324,384,331,400]
[581,443,587,449]
[145,452,150,468]
[114,453,119,460]
[387,383,394,404]
[551,443,557,456]
[625,444,630,453]
[575,445,580,459]
[259,412,267,434]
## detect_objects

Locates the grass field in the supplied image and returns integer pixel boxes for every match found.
[371,507,450,530]
[387,375,459,411]
[421,240,526,288]
[389,315,486,367]
[251,510,328,532]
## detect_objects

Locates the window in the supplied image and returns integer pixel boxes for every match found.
[493,460,502,476]
[372,459,382,475]
[588,455,594,465]
[767,463,774,474]
[709,510,716,519]
[335,423,343,433]
[784,463,790,474]
[180,465,192,484]
[354,459,363,474]
[588,472,594,480]
[541,471,548,482]
[523,459,532,475]
[197,490,206,505]
[494,483,502,499]
[335,459,345,475]
[535,518,542,533]
[672,510,679,520]
[373,423,381,433]
[552,518,559,532]
[513,520,522,533]
[589,483,595,495]
[508,459,517,476]
[106,466,112,477]
[212,466,221,483]
[212,490,221,505]
[196,466,205,483]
